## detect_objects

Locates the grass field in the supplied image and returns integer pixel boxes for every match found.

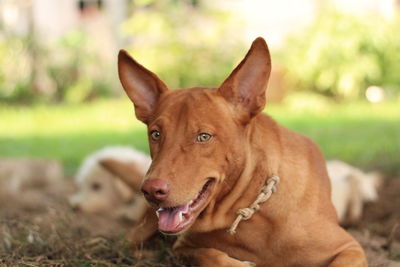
[1,97,399,176]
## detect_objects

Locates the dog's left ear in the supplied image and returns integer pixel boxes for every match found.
[218,37,271,122]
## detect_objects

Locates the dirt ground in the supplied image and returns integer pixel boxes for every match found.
[0,176,399,267]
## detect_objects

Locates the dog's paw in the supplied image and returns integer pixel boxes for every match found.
[242,261,256,267]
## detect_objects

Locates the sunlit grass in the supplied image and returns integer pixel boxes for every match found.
[0,99,148,175]
[1,98,399,176]
[0,99,144,137]
[268,99,400,175]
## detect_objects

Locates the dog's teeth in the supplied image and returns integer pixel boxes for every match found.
[156,207,164,218]
[189,200,193,205]
[178,211,183,223]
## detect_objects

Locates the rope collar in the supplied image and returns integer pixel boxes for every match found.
[228,175,280,235]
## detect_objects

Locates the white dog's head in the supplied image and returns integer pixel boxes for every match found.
[327,160,382,223]
[69,146,151,214]
[359,171,382,202]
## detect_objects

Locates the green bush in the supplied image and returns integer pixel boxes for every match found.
[0,34,35,103]
[0,29,114,104]
[47,31,115,103]
[121,0,246,89]
[1,0,244,103]
[278,11,400,100]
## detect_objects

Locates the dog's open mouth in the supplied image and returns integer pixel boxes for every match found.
[156,179,215,234]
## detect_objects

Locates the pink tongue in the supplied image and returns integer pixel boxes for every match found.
[158,203,190,232]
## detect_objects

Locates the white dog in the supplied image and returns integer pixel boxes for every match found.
[327,160,382,223]
[69,146,151,221]
[0,158,64,194]
[0,158,66,210]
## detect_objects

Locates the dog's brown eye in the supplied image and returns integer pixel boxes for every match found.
[197,133,212,142]
[150,130,161,141]
[91,182,101,191]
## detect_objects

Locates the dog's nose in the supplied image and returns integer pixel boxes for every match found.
[71,204,81,212]
[141,178,170,204]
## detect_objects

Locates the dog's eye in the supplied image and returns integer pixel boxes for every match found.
[197,133,212,142]
[150,130,161,141]
[91,182,102,191]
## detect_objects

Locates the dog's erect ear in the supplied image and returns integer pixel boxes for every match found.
[118,50,168,123]
[218,37,271,121]
[100,158,144,192]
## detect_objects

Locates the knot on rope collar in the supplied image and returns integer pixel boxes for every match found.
[228,175,280,235]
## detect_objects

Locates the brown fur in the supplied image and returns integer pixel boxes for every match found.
[117,37,367,266]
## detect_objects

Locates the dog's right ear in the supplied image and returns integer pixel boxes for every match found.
[118,50,168,123]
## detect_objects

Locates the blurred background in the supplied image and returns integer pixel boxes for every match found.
[0,0,399,265]
[0,0,399,175]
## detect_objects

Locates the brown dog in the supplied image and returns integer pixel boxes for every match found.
[117,38,367,266]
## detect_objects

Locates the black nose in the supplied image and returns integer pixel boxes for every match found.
[71,204,81,212]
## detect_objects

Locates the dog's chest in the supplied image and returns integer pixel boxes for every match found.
[183,218,274,263]
[181,219,330,267]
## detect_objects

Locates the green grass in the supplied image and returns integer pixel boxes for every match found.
[1,98,399,176]
[0,99,148,175]
[268,101,400,175]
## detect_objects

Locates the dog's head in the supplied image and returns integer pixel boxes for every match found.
[359,171,382,202]
[69,161,133,214]
[118,38,271,234]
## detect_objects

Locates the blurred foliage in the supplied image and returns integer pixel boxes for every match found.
[47,31,114,103]
[121,0,246,89]
[0,33,35,103]
[0,28,114,104]
[0,0,244,103]
[278,11,400,100]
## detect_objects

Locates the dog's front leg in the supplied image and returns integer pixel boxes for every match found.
[174,246,255,267]
[127,206,158,247]
[328,246,367,267]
